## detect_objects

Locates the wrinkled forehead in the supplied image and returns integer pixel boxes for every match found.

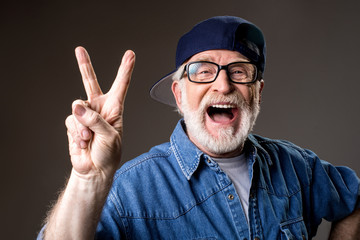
[187,50,250,64]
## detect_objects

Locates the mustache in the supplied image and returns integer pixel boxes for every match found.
[199,92,249,111]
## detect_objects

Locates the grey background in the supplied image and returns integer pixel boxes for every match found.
[1,0,359,239]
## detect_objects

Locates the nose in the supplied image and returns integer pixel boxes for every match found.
[211,70,234,94]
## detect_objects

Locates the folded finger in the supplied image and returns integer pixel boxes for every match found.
[66,112,92,149]
[73,103,117,138]
[65,116,81,155]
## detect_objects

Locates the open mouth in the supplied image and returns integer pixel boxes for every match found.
[207,104,238,123]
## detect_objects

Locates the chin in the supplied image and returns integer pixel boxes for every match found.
[183,96,260,156]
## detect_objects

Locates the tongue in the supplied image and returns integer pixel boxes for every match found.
[212,112,233,123]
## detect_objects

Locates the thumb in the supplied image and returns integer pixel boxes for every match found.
[73,104,115,136]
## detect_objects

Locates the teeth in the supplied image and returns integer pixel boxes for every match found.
[211,104,234,109]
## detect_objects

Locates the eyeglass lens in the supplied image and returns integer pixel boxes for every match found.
[187,62,256,83]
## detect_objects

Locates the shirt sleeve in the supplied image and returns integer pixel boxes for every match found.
[36,225,46,240]
[307,149,360,224]
[95,189,125,240]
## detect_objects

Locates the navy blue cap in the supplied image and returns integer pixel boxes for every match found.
[150,16,266,107]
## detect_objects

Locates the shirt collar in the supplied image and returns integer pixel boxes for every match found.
[170,120,273,180]
[246,134,273,166]
[170,120,205,180]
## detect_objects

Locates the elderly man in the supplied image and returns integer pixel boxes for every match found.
[39,16,359,239]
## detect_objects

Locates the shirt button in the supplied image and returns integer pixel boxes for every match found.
[228,194,234,200]
[207,158,211,163]
[254,238,260,240]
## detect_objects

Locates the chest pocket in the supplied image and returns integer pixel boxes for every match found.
[280,217,307,240]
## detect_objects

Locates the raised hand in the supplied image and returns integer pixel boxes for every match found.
[65,46,135,180]
[42,47,135,240]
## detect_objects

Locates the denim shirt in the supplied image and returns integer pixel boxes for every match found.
[91,120,360,240]
[36,120,359,240]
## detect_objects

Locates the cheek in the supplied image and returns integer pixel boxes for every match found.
[236,85,254,104]
[244,83,262,106]
[185,85,208,110]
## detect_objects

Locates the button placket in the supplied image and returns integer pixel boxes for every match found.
[223,183,249,238]
[249,189,263,240]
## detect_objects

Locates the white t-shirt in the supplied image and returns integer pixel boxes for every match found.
[212,154,250,224]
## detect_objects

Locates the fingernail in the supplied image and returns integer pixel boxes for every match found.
[81,129,90,139]
[123,50,135,63]
[80,140,88,149]
[75,47,86,58]
[74,105,86,116]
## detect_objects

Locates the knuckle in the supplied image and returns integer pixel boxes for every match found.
[65,115,71,126]
[65,115,74,128]
[88,111,103,126]
[72,99,87,111]
[72,99,81,109]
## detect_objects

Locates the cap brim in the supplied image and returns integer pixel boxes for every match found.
[150,70,177,107]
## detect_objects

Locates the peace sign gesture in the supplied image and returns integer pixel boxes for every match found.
[66,46,135,180]
[43,47,136,239]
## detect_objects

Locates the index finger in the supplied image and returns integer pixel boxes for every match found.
[108,50,136,102]
[75,46,103,100]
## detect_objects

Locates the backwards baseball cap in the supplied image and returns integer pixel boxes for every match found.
[150,16,266,107]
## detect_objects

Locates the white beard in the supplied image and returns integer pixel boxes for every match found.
[180,82,260,155]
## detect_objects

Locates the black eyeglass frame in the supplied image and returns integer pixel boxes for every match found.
[181,60,259,84]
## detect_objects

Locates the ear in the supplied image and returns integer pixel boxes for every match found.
[171,81,183,112]
[258,80,265,104]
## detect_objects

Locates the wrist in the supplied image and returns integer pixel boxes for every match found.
[43,169,114,240]
[68,168,114,197]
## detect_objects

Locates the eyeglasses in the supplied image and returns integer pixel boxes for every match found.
[182,61,258,84]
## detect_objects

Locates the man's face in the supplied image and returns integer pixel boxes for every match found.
[172,50,264,158]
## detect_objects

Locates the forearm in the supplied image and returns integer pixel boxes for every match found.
[329,207,360,240]
[43,169,113,240]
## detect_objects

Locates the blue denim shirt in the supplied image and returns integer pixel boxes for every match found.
[37,120,359,239]
[93,120,359,239]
